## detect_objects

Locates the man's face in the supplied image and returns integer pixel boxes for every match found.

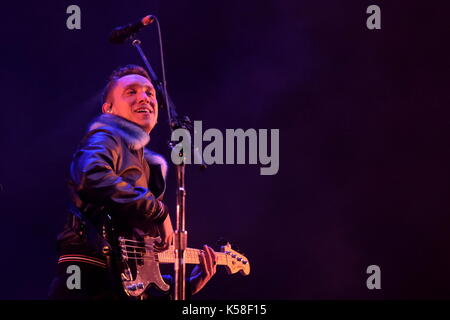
[103,74,158,133]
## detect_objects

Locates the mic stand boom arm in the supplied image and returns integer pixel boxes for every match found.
[131,36,204,301]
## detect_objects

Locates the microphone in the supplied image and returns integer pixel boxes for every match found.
[109,15,155,44]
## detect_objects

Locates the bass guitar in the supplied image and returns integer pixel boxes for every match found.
[114,228,250,297]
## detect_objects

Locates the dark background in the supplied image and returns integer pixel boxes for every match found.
[1,0,449,299]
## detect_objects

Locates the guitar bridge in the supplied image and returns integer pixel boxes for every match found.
[117,233,170,297]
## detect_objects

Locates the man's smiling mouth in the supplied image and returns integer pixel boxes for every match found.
[135,109,150,113]
[134,106,153,113]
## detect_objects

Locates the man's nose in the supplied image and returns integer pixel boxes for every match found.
[137,91,151,103]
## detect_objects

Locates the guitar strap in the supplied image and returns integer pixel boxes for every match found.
[68,204,112,257]
[68,204,129,298]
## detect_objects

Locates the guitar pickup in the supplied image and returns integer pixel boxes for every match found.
[126,283,144,291]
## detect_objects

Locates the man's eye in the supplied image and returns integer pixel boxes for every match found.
[127,90,136,95]
[146,91,154,96]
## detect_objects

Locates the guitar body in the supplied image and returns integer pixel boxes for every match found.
[114,228,170,297]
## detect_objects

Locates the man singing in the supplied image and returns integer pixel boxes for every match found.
[49,65,217,299]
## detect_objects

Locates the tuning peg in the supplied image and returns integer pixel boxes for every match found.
[228,242,240,253]
[232,244,245,256]
[216,237,229,247]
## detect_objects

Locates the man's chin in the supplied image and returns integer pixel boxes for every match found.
[136,119,154,134]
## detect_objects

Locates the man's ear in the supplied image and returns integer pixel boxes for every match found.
[102,102,113,114]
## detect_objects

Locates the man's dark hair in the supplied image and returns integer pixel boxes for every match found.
[102,64,152,104]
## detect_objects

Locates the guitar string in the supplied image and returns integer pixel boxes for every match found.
[117,239,232,263]
[120,248,221,256]
[120,243,211,255]
[121,244,207,255]
[119,238,237,258]
[120,245,207,256]
[120,247,227,263]
[121,246,225,258]
[121,256,228,265]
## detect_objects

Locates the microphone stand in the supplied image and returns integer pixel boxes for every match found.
[130,36,205,301]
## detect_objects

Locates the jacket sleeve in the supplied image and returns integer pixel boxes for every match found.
[70,129,168,223]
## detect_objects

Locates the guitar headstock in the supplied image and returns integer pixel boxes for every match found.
[221,243,250,276]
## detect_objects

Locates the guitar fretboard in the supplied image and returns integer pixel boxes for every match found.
[157,248,227,265]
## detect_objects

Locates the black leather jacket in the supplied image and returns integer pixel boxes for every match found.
[56,114,169,256]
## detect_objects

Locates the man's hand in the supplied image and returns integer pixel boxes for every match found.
[154,214,173,252]
[189,245,218,295]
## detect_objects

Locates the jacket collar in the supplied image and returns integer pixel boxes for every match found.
[87,114,168,180]
[88,114,150,150]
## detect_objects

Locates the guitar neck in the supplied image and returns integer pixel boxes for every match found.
[157,248,227,265]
